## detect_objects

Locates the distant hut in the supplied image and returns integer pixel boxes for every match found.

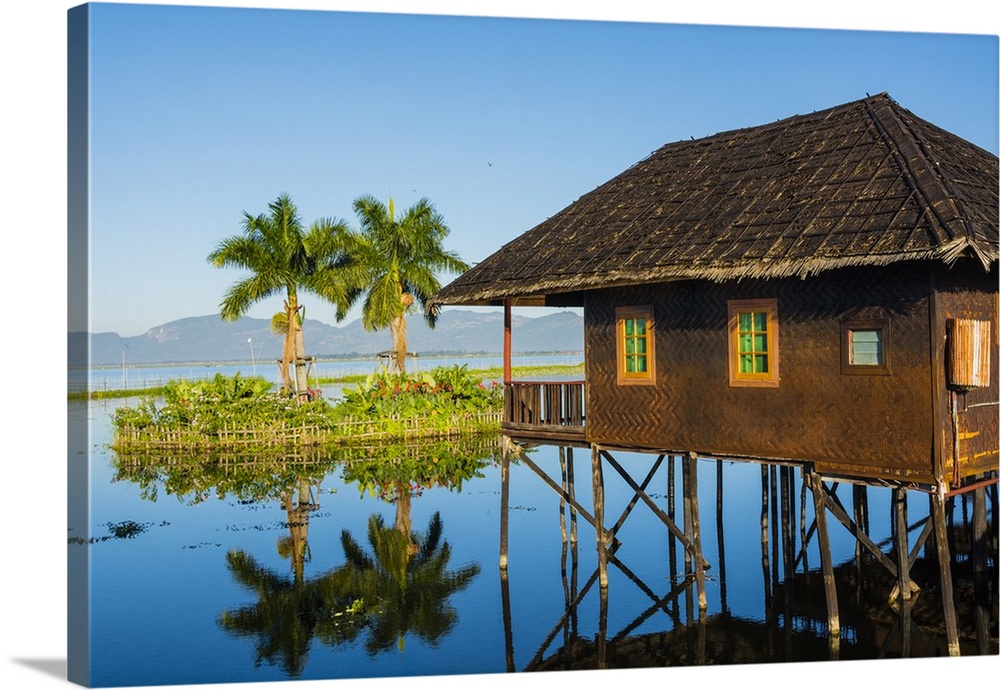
[434,93,997,490]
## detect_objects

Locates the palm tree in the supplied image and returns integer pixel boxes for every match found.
[208,194,355,397]
[345,195,470,373]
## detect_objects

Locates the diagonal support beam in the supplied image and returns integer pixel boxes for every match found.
[600,450,707,568]
[606,455,664,550]
[513,446,600,530]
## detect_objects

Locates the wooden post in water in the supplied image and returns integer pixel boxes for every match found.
[500,438,511,571]
[668,456,677,581]
[931,490,960,656]
[567,447,577,545]
[716,460,728,613]
[808,469,841,649]
[893,488,913,602]
[682,455,694,622]
[559,447,568,544]
[592,444,608,589]
[770,465,780,586]
[799,467,810,583]
[853,484,869,589]
[972,484,990,655]
[685,451,707,611]
[760,464,772,606]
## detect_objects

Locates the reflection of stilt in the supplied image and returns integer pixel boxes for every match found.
[500,568,515,672]
[716,460,727,613]
[761,465,772,611]
[500,439,510,570]
[597,577,608,669]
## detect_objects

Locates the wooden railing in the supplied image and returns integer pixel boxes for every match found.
[504,381,586,437]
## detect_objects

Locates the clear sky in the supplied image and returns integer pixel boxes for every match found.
[71,0,999,336]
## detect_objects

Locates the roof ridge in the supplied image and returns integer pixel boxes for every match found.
[863,95,993,267]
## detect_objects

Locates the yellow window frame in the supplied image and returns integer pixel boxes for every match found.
[728,298,779,388]
[616,305,655,385]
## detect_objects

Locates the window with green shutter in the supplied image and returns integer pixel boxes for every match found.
[728,299,779,387]
[616,306,655,385]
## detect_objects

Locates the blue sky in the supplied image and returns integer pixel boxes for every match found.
[1,4,997,690]
[75,1,999,336]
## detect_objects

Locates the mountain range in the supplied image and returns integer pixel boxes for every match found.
[70,309,584,366]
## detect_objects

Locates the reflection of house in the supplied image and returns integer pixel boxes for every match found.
[434,93,998,489]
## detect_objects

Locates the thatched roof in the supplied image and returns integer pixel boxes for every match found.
[435,93,998,306]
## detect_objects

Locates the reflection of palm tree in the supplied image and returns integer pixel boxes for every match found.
[219,550,364,676]
[334,512,480,654]
[276,477,318,584]
[219,477,362,676]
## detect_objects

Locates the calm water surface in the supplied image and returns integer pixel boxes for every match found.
[71,386,997,687]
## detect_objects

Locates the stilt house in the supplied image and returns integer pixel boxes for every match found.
[433,93,998,491]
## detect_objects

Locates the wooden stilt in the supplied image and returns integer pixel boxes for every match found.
[683,455,695,622]
[893,488,912,602]
[668,455,678,580]
[809,470,841,646]
[567,447,578,545]
[899,596,913,658]
[500,438,511,571]
[592,444,608,589]
[558,447,568,544]
[770,465,780,588]
[797,468,810,592]
[853,484,868,591]
[931,490,961,656]
[503,298,512,385]
[972,485,990,655]
[716,460,728,613]
[686,451,707,611]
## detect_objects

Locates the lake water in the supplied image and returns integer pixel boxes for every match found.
[71,353,581,395]
[69,370,997,687]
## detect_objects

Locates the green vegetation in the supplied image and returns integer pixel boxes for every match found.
[340,195,470,374]
[208,194,357,397]
[111,367,504,450]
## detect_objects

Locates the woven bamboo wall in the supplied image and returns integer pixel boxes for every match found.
[583,263,963,484]
[934,262,999,482]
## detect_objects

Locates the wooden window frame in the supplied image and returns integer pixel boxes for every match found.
[841,319,891,376]
[616,305,656,386]
[728,298,779,388]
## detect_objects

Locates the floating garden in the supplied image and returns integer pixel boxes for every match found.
[111,365,504,452]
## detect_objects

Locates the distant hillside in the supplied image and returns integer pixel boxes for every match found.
[70,309,584,366]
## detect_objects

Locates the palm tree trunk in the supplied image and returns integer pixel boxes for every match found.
[293,316,309,398]
[280,303,295,395]
[391,292,415,374]
[390,314,408,374]
[284,292,309,399]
